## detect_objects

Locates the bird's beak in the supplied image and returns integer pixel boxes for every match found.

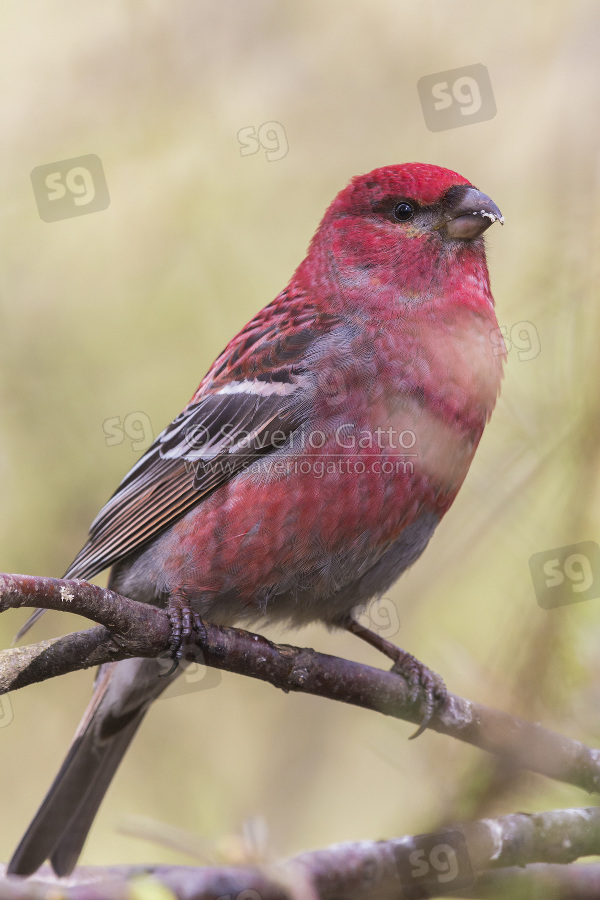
[441,186,504,240]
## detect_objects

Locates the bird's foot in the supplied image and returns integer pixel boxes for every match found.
[388,647,447,739]
[342,615,447,738]
[161,596,207,677]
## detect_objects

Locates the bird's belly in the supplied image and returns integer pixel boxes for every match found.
[109,416,456,628]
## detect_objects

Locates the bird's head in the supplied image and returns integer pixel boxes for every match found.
[302,163,504,311]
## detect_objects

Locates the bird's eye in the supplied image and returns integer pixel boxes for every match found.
[393,201,415,222]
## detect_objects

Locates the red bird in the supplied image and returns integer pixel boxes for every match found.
[8,163,504,877]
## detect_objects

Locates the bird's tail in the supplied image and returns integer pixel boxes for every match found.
[7,656,175,877]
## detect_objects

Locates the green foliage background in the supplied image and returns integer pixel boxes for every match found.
[1,0,600,881]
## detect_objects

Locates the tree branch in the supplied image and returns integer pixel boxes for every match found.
[1,573,600,796]
[2,808,600,899]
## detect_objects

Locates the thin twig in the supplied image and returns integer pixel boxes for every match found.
[2,808,600,900]
[1,573,600,796]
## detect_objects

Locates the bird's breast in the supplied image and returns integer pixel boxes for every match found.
[310,302,504,501]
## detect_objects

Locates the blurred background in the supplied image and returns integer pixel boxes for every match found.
[1,0,600,884]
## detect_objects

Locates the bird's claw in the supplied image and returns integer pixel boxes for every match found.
[389,649,447,738]
[161,598,207,677]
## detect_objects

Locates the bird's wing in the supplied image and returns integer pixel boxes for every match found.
[65,303,342,582]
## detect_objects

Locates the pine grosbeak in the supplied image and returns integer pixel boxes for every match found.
[9,163,504,876]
